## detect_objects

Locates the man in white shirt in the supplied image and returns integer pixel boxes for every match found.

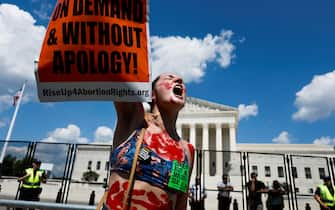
[217,174,234,210]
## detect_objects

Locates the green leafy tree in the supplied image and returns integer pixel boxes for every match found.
[12,157,31,177]
[2,155,16,176]
[1,155,31,177]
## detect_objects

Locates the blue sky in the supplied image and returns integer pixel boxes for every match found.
[1,0,335,146]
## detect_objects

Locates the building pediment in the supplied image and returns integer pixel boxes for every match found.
[181,97,238,114]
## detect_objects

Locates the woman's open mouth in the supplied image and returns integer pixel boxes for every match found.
[173,84,183,98]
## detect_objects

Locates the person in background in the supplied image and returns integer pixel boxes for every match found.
[189,176,207,210]
[266,180,285,210]
[233,199,239,210]
[17,159,46,208]
[246,172,268,210]
[305,203,311,210]
[89,190,95,205]
[217,174,234,210]
[314,176,335,210]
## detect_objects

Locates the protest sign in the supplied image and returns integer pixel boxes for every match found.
[35,0,151,102]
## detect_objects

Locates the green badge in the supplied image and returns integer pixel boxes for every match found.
[168,160,189,193]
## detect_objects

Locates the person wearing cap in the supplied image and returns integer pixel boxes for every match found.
[17,159,47,204]
[314,176,335,210]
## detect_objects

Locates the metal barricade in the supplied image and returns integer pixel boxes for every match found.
[0,199,95,210]
[1,140,335,210]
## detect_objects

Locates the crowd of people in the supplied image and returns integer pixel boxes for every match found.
[188,171,335,210]
[188,172,287,210]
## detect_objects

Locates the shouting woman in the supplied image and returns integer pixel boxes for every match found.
[102,73,195,210]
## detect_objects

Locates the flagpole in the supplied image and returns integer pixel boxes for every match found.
[0,81,26,164]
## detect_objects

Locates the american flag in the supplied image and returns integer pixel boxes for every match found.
[13,89,21,106]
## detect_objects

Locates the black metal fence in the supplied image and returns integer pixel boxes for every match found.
[0,140,111,206]
[198,149,335,210]
[0,140,334,209]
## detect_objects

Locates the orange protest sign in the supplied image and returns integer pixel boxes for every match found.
[35,0,151,102]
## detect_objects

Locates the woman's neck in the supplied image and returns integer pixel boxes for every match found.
[150,109,180,140]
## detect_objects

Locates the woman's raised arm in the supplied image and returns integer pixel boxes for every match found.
[112,102,145,147]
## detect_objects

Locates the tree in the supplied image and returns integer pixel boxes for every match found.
[2,154,16,176]
[13,157,31,177]
[82,170,99,182]
[1,155,31,177]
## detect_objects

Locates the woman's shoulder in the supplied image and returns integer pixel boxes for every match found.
[180,140,195,160]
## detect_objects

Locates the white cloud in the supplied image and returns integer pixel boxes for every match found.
[0,91,31,113]
[150,30,235,82]
[2,145,28,160]
[293,70,335,122]
[0,4,46,111]
[7,145,27,154]
[272,131,291,144]
[0,120,6,128]
[42,124,89,144]
[0,95,13,112]
[94,126,114,143]
[313,136,335,145]
[239,37,246,43]
[238,103,258,120]
[32,2,53,20]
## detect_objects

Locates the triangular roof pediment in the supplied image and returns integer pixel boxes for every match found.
[181,97,237,114]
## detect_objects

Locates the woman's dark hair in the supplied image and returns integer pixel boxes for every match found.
[149,76,160,112]
[152,76,160,89]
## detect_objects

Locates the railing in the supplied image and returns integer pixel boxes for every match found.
[0,199,95,210]
[1,140,335,210]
